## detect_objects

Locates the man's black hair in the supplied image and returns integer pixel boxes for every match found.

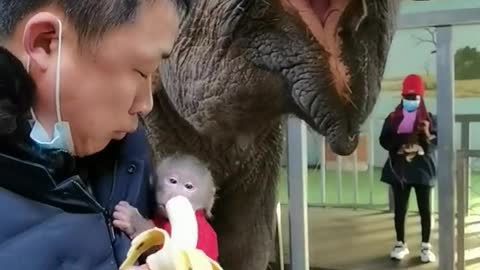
[0,0,189,43]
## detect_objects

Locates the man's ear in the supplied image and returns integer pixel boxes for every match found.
[22,12,62,72]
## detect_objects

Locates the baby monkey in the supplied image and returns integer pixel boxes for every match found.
[397,120,432,162]
[113,153,218,261]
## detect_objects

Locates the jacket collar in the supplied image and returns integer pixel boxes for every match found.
[0,142,110,214]
[0,140,78,193]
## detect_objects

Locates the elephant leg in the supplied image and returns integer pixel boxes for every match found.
[212,180,278,270]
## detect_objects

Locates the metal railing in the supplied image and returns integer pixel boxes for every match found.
[455,149,480,270]
[311,120,379,209]
[281,114,480,212]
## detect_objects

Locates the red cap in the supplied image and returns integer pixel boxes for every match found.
[401,74,424,97]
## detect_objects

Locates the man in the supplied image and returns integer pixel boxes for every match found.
[0,1,183,269]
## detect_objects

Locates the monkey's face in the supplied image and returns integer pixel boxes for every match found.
[156,170,204,216]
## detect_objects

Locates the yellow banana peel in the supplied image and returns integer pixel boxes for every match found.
[119,196,223,270]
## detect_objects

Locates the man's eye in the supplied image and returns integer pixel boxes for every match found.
[169,178,177,184]
[135,69,148,79]
[161,52,171,59]
[185,183,194,190]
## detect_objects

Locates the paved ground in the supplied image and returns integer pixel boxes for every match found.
[275,206,480,270]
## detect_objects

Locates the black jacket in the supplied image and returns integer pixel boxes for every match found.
[0,46,155,269]
[0,127,155,270]
[379,112,438,187]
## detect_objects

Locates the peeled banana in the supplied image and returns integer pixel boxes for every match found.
[119,196,223,270]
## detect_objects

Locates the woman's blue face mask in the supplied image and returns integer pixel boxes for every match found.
[402,99,420,112]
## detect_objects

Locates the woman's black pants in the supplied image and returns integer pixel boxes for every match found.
[391,183,432,243]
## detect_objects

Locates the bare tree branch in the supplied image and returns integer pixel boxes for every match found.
[425,27,436,44]
[411,27,437,49]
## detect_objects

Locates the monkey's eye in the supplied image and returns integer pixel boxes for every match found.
[185,183,194,190]
[169,178,178,184]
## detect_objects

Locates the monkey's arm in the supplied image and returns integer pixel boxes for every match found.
[113,201,156,239]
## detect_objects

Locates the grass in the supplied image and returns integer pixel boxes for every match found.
[277,168,480,214]
[381,78,480,98]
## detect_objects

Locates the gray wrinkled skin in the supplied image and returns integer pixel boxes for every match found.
[144,1,400,269]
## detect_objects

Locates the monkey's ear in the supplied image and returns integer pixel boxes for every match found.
[205,208,213,219]
[204,192,216,219]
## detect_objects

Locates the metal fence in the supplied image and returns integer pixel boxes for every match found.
[305,120,378,209]
[281,7,480,270]
[284,114,480,211]
[455,147,480,270]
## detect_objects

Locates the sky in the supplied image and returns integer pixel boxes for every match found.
[382,0,480,79]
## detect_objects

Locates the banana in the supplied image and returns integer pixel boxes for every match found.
[119,196,223,270]
[119,228,169,270]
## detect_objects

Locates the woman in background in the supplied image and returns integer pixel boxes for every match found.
[379,74,437,263]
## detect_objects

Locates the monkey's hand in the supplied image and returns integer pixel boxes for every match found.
[113,201,155,239]
[119,196,223,270]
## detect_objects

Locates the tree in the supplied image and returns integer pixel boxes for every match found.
[455,46,480,80]
[412,27,437,54]
[411,28,437,89]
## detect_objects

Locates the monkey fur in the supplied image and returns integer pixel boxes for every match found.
[153,153,217,218]
[396,120,434,163]
[113,153,218,240]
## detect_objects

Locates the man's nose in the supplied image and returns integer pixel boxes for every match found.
[131,77,154,116]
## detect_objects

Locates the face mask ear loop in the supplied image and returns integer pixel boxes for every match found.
[22,25,37,122]
[54,18,63,123]
[25,56,38,122]
[23,20,63,123]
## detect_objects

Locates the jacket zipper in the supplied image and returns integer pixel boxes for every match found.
[106,160,119,242]
[106,160,118,212]
[72,180,116,242]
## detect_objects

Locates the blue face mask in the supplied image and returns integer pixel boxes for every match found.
[402,99,420,112]
[29,119,74,152]
[25,18,75,155]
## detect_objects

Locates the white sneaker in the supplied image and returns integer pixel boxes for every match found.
[390,241,410,260]
[420,242,436,263]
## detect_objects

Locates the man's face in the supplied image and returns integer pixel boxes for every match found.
[20,1,179,157]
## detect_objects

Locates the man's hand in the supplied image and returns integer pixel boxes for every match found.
[113,201,155,239]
